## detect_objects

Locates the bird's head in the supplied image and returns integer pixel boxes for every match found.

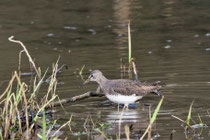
[83,70,103,85]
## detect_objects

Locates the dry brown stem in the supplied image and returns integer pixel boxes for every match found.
[8,36,41,80]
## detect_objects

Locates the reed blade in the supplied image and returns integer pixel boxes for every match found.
[186,100,194,127]
[151,96,164,124]
[128,21,132,64]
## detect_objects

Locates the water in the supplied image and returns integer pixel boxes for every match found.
[1,0,210,139]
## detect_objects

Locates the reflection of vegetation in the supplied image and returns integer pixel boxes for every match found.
[70,97,164,140]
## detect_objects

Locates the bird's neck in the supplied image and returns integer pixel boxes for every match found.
[96,75,108,88]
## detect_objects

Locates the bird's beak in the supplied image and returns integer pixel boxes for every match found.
[83,76,91,85]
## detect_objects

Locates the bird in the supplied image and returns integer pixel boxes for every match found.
[83,70,165,107]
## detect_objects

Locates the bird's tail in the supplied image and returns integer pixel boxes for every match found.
[152,90,163,97]
[152,81,166,97]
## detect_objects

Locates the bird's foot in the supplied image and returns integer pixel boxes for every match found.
[119,104,140,108]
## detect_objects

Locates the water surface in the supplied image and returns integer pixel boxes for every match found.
[0,0,210,139]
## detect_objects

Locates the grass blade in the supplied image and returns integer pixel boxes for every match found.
[0,130,3,140]
[29,69,48,102]
[198,113,203,124]
[140,96,164,140]
[79,65,85,75]
[186,100,194,127]
[42,111,46,140]
[128,21,131,64]
[150,96,164,124]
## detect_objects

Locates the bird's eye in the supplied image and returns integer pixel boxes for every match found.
[90,74,93,78]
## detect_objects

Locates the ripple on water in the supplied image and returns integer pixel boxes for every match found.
[64,26,77,30]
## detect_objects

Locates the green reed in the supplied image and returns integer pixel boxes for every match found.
[128,21,132,64]
[140,96,164,140]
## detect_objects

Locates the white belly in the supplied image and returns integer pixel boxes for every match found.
[105,94,142,105]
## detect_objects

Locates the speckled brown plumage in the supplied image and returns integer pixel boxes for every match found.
[103,79,164,96]
[87,70,164,96]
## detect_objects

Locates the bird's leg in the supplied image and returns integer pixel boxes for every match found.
[125,104,129,110]
[118,104,119,112]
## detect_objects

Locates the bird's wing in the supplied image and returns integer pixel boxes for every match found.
[109,80,163,96]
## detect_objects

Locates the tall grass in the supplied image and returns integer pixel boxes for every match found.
[0,36,71,139]
[0,67,59,139]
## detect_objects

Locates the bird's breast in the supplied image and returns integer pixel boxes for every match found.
[105,94,142,105]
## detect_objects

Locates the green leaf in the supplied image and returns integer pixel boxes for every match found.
[10,127,15,132]
[128,22,132,64]
[150,96,164,124]
[186,100,194,126]
[37,134,42,139]
[42,111,46,140]
[0,130,3,140]
[29,69,48,102]
[198,113,202,124]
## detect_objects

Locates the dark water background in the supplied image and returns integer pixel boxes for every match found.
[1,0,210,139]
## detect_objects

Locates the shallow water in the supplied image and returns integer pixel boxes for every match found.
[1,0,210,139]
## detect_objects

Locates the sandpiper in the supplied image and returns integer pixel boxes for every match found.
[83,70,165,107]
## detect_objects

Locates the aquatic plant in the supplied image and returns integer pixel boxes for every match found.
[186,100,194,128]
[140,96,164,140]
[79,65,86,81]
[0,36,71,139]
[79,65,85,76]
[171,100,207,139]
[120,22,140,81]
[128,21,132,64]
